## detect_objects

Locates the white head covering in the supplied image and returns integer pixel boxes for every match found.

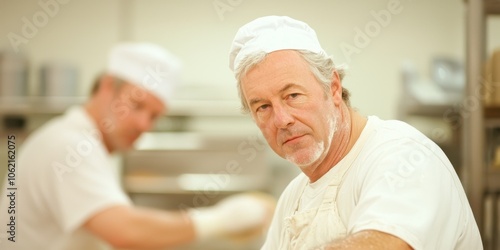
[106,42,182,107]
[229,16,327,73]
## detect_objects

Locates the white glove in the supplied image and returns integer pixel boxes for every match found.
[188,192,274,240]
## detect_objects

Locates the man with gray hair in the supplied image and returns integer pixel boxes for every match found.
[0,42,273,250]
[228,16,482,249]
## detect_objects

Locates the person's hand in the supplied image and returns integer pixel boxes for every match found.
[188,192,276,241]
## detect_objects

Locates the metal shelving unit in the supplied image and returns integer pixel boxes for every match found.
[0,96,249,132]
[464,0,500,248]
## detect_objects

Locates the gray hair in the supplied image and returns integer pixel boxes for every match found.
[235,50,350,113]
[90,73,128,96]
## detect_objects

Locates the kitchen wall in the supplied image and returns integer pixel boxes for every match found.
[0,0,121,96]
[0,0,472,119]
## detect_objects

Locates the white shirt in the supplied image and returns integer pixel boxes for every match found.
[262,116,483,250]
[0,107,131,250]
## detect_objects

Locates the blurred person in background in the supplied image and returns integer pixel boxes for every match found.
[228,16,483,250]
[0,42,274,250]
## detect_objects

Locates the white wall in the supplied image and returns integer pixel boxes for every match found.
[0,0,122,96]
[0,0,468,119]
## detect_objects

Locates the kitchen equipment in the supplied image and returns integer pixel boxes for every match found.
[123,132,272,250]
[431,56,465,93]
[39,61,78,98]
[400,57,465,106]
[0,51,29,97]
[123,132,271,197]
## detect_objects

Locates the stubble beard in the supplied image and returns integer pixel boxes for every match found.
[286,110,339,168]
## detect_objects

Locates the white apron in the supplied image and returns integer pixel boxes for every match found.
[281,177,349,249]
[281,146,362,250]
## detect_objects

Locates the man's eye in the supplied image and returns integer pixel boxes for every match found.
[132,102,143,110]
[289,93,300,99]
[150,113,160,120]
[256,104,270,112]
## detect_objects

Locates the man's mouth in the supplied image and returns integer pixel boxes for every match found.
[283,135,304,145]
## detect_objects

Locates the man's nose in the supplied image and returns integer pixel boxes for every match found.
[273,104,294,129]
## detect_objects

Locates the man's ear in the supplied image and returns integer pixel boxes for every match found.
[330,70,343,105]
[95,75,117,97]
[101,75,114,89]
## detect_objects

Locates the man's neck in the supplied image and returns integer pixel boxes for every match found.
[84,100,114,154]
[306,105,367,183]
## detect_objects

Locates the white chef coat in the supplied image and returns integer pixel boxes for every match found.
[261,116,483,250]
[0,107,132,250]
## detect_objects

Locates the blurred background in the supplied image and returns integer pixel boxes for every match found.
[0,0,500,249]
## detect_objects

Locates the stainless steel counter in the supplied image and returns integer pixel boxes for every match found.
[122,132,276,250]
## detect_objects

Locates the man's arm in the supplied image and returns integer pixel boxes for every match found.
[324,230,413,250]
[84,205,196,249]
[83,192,274,249]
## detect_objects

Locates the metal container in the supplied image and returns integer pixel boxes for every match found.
[39,61,78,97]
[0,51,29,97]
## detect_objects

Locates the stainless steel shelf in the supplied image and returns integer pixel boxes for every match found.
[124,174,269,194]
[397,87,461,118]
[402,103,456,117]
[0,96,86,115]
[0,96,244,117]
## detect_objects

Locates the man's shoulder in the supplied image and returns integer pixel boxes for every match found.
[23,116,76,148]
[369,116,423,137]
[366,116,435,149]
[20,108,100,163]
[355,116,447,172]
[26,107,94,144]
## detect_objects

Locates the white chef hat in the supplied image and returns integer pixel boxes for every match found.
[229,16,327,73]
[106,42,182,107]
